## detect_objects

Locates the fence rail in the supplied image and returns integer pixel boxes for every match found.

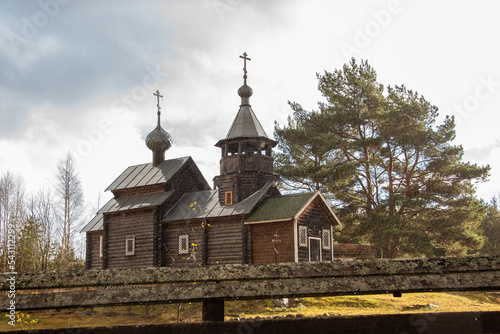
[2,255,500,323]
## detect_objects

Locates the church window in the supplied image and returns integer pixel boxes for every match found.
[179,234,189,254]
[99,235,103,258]
[125,237,135,256]
[298,225,307,247]
[225,191,233,205]
[322,228,331,250]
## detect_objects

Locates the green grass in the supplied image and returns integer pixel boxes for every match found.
[1,292,499,331]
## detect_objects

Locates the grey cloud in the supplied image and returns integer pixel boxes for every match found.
[0,0,171,137]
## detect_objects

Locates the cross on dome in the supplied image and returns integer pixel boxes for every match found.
[239,52,251,80]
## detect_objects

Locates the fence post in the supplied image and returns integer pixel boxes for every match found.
[202,299,225,322]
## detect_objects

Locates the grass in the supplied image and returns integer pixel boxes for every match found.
[1,292,499,331]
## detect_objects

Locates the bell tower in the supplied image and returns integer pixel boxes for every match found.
[213,53,278,206]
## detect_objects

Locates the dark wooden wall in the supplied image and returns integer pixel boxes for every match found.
[162,217,245,267]
[297,196,335,262]
[86,231,103,269]
[251,221,295,264]
[214,171,277,205]
[206,217,244,265]
[105,208,155,269]
[162,221,204,268]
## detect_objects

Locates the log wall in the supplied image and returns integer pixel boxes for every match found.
[162,221,204,268]
[251,220,295,264]
[297,196,335,262]
[206,217,244,265]
[214,172,278,205]
[105,208,155,269]
[87,231,103,269]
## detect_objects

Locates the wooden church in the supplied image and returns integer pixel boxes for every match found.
[82,54,341,269]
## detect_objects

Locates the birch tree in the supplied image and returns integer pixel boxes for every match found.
[53,152,84,269]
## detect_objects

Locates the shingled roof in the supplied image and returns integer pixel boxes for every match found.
[245,191,341,225]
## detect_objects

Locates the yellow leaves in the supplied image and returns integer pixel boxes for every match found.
[190,243,198,247]
[189,201,198,210]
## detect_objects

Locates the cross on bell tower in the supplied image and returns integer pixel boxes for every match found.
[213,53,278,206]
[239,52,251,82]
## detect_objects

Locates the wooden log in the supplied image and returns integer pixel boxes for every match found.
[202,299,224,322]
[2,255,499,291]
[12,271,500,310]
[6,311,500,334]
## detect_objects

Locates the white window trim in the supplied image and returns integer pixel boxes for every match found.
[298,225,308,247]
[322,228,331,250]
[99,235,103,258]
[125,237,135,256]
[179,234,189,254]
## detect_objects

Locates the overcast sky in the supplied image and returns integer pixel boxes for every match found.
[1,0,500,211]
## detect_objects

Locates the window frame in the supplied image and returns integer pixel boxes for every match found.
[179,234,189,255]
[125,236,135,256]
[298,225,308,247]
[322,228,331,250]
[225,191,233,206]
[99,235,103,258]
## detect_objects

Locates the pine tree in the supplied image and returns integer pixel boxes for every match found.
[274,58,490,257]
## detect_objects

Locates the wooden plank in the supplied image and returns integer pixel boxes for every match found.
[3,255,499,291]
[202,299,224,322]
[9,312,500,334]
[12,270,500,310]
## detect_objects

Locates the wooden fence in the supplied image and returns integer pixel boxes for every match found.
[2,255,500,333]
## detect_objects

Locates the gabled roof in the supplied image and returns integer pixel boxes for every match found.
[81,191,174,232]
[245,191,342,226]
[163,181,277,221]
[106,157,190,191]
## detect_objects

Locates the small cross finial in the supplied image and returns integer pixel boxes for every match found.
[153,90,164,127]
[239,52,251,80]
[153,90,163,116]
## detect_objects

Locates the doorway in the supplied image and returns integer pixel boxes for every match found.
[309,237,322,262]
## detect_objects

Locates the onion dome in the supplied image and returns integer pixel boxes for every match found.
[145,124,172,152]
[146,90,172,166]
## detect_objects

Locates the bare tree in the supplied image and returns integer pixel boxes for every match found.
[26,189,56,271]
[53,152,84,269]
[0,172,26,272]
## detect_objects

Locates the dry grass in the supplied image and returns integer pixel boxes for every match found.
[1,292,499,331]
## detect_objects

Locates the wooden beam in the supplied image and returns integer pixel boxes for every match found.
[202,299,224,322]
[2,255,499,291]
[5,312,500,334]
[12,270,500,310]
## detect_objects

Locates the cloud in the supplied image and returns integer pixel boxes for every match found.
[0,0,172,137]
[466,140,500,161]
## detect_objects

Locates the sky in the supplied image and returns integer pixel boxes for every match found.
[1,0,500,217]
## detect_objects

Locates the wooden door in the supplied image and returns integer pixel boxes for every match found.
[309,237,322,262]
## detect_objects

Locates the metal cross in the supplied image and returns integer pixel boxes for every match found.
[153,90,163,115]
[239,52,251,77]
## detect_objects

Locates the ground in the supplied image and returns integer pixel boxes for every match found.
[1,292,499,331]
